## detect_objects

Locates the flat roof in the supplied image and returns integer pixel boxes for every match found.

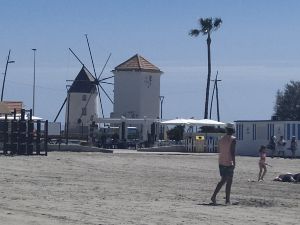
[235,120,300,123]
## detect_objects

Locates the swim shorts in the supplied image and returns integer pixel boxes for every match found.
[219,165,234,178]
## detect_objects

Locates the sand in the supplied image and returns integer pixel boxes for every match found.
[0,150,299,225]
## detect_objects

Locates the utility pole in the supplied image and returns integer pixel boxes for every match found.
[32,49,37,115]
[1,50,15,101]
[215,79,220,122]
[209,71,221,121]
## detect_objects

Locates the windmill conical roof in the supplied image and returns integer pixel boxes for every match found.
[68,67,97,93]
[113,54,162,73]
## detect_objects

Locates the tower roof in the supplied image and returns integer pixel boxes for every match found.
[113,54,162,73]
[68,67,97,93]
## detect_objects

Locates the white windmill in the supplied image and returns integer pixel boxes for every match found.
[54,35,113,138]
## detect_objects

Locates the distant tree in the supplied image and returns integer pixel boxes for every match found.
[274,81,300,120]
[167,125,184,142]
[189,17,222,119]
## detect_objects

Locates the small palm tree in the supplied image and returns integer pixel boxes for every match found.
[190,17,222,119]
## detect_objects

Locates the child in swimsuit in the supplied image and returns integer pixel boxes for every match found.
[258,145,267,181]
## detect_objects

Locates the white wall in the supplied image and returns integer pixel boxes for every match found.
[65,92,99,132]
[139,72,160,118]
[236,120,300,157]
[112,70,161,119]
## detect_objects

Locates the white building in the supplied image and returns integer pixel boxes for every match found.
[235,120,300,157]
[94,54,164,142]
[111,54,163,119]
[65,67,99,137]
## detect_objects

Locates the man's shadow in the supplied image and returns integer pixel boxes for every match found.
[197,202,226,206]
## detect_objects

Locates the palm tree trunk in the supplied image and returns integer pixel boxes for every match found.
[204,33,211,119]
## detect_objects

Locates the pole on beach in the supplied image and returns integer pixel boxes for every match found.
[1,50,15,101]
[66,85,71,145]
[209,71,221,121]
[159,96,165,140]
[32,48,37,115]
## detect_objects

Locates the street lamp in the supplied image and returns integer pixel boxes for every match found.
[159,96,165,120]
[159,96,165,140]
[65,84,71,145]
[1,49,15,101]
[32,48,37,115]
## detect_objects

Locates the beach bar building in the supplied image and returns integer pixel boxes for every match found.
[235,120,300,157]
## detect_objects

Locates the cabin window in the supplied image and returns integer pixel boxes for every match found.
[236,124,243,140]
[287,124,290,140]
[292,124,296,137]
[252,124,256,140]
[82,107,87,116]
[267,124,274,140]
[82,95,87,101]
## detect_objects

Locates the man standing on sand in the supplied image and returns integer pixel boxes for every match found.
[211,123,236,205]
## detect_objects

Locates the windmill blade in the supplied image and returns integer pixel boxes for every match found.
[100,84,114,104]
[98,53,111,80]
[69,48,95,76]
[101,81,114,85]
[69,48,85,67]
[54,97,67,122]
[100,75,114,82]
[85,34,97,79]
[97,85,104,118]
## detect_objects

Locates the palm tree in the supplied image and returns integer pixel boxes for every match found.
[190,17,222,119]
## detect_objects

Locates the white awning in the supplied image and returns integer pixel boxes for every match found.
[191,119,225,126]
[160,118,193,125]
[161,118,225,126]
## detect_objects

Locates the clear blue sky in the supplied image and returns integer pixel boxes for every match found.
[1,0,300,123]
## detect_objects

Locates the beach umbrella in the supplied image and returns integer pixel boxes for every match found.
[161,118,225,126]
[190,119,225,126]
[161,118,195,125]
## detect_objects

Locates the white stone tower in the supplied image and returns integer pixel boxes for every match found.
[111,54,163,119]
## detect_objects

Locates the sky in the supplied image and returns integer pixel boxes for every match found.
[1,0,300,124]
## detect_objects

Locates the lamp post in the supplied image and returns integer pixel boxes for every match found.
[66,85,71,145]
[159,96,165,140]
[159,96,165,120]
[32,49,37,115]
[1,50,15,101]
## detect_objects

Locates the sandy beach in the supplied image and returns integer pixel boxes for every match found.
[0,151,299,225]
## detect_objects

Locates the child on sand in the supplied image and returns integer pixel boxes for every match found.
[258,145,267,181]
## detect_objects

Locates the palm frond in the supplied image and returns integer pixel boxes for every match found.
[199,18,213,34]
[189,29,200,37]
[213,18,222,30]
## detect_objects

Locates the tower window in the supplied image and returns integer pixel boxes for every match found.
[82,107,87,116]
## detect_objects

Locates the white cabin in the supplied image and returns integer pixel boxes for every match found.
[235,120,300,157]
